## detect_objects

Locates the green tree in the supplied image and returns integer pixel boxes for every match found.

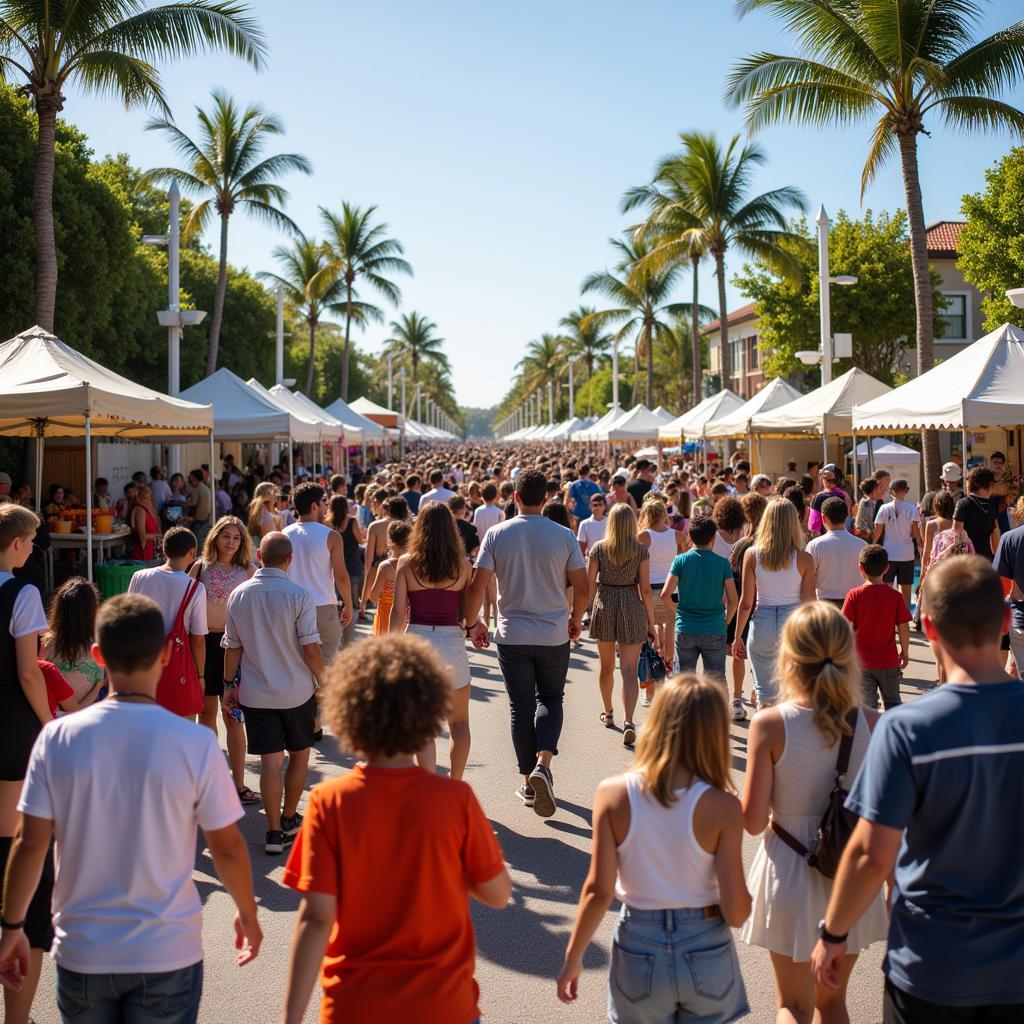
[959,147,1024,332]
[517,333,567,415]
[559,306,611,414]
[319,202,412,400]
[259,234,344,395]
[0,0,265,333]
[728,0,1024,485]
[143,89,311,373]
[735,211,944,385]
[383,311,448,388]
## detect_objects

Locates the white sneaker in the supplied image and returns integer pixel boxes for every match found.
[731,698,747,722]
[640,686,653,707]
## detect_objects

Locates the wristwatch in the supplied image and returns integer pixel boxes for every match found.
[223,678,238,688]
[0,917,25,930]
[817,919,848,944]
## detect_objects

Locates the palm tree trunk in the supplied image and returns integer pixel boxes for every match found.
[690,255,702,407]
[645,324,654,408]
[341,285,353,401]
[206,213,230,375]
[305,319,316,396]
[631,343,640,406]
[897,130,940,488]
[716,252,731,390]
[32,96,62,332]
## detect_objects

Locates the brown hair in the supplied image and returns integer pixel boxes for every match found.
[325,494,349,530]
[740,492,767,535]
[925,556,1006,648]
[323,635,449,756]
[408,502,463,583]
[44,577,99,666]
[0,503,38,550]
[387,520,412,550]
[632,674,734,806]
[201,515,252,570]
[96,593,166,673]
[712,495,744,533]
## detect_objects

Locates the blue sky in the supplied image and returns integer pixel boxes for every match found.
[67,1,1024,407]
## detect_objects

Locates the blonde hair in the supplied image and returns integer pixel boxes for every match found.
[0,504,39,550]
[633,673,734,806]
[247,481,277,537]
[201,515,253,570]
[603,502,643,566]
[638,496,668,530]
[756,497,803,571]
[778,602,861,746]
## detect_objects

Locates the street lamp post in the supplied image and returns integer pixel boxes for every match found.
[387,355,394,412]
[567,357,576,420]
[547,380,554,425]
[611,341,620,410]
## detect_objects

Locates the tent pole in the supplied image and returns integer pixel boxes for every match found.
[747,431,754,472]
[852,431,859,498]
[85,411,93,583]
[289,435,294,489]
[756,434,763,474]
[209,431,217,524]
[34,424,44,513]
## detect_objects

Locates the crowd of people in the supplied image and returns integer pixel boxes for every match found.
[0,438,1022,1024]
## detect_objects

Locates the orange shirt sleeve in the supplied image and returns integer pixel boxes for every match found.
[461,786,505,885]
[282,786,340,895]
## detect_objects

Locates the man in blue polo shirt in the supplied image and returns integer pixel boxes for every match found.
[811,556,1024,1022]
[566,465,601,526]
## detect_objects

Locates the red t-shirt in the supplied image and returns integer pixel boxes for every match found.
[282,764,505,1024]
[38,660,74,715]
[842,583,912,669]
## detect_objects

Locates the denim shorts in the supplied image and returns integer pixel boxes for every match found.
[675,633,727,679]
[608,906,748,1024]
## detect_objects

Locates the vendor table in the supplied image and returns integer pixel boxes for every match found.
[47,526,132,594]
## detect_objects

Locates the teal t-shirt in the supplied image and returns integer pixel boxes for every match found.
[669,548,732,635]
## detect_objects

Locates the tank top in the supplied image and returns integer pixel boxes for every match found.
[645,527,677,585]
[283,520,337,605]
[615,771,719,910]
[407,584,462,627]
[754,549,803,606]
[339,517,363,576]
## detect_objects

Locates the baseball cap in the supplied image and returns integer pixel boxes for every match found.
[941,461,962,483]
[0,472,11,486]
[821,463,839,475]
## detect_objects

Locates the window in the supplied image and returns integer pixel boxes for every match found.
[938,293,967,340]
[730,338,744,374]
[750,336,760,369]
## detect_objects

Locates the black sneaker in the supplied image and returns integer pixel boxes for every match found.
[527,764,556,818]
[281,813,303,837]
[265,830,285,855]
[515,784,536,808]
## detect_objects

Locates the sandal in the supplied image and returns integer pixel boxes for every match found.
[622,722,637,746]
[600,710,615,729]
[236,785,261,806]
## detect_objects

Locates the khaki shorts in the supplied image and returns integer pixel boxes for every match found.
[316,604,342,666]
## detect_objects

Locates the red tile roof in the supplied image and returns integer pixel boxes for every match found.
[702,302,757,335]
[926,221,965,258]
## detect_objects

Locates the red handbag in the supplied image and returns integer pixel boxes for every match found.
[156,578,204,717]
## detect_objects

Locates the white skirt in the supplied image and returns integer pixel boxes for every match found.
[739,815,889,962]
[406,624,472,690]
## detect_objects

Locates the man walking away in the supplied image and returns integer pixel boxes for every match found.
[807,496,865,606]
[567,465,601,527]
[955,467,1000,559]
[283,483,351,668]
[223,533,324,855]
[0,593,260,1022]
[994,519,1024,675]
[421,469,455,506]
[812,557,1024,1021]
[465,470,588,819]
[401,474,422,515]
[185,469,213,548]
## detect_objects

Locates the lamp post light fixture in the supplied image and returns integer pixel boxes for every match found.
[1007,288,1024,309]
[813,205,858,385]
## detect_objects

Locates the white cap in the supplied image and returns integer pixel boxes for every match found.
[941,462,962,483]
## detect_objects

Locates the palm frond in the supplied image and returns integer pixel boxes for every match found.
[929,93,1024,135]
[69,49,166,109]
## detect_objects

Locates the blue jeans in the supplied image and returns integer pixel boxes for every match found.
[608,907,748,1024]
[748,603,800,705]
[674,633,727,679]
[57,962,203,1024]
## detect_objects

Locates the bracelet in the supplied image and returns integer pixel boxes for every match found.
[223,679,238,688]
[817,919,848,944]
[0,916,25,930]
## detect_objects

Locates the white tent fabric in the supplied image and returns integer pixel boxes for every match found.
[245,378,321,443]
[0,326,213,438]
[847,439,921,464]
[180,368,296,440]
[852,323,1024,431]
[601,404,671,442]
[350,396,400,424]
[270,386,344,443]
[324,398,383,441]
[285,390,351,443]
[658,390,744,440]
[651,406,675,423]
[751,367,890,436]
[546,416,586,441]
[702,378,803,439]
[572,406,623,442]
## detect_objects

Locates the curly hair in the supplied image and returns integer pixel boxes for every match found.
[322,635,449,757]
[408,502,464,583]
[712,495,745,533]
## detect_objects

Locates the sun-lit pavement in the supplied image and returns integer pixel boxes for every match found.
[31,615,939,1023]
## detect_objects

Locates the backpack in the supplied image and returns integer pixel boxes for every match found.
[156,577,204,717]
[771,709,859,879]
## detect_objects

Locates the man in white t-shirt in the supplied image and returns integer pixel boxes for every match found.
[421,469,456,507]
[576,492,608,557]
[807,495,866,605]
[472,482,504,539]
[0,593,260,1019]
[874,478,922,610]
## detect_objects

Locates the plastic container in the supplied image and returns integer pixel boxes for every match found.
[94,513,114,534]
[95,561,145,600]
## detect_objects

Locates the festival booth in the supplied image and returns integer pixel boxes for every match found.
[0,326,215,582]
[573,406,623,443]
[750,367,891,484]
[658,390,744,471]
[599,404,673,443]
[546,416,587,442]
[847,440,922,503]
[244,378,328,477]
[852,322,1024,484]
[349,396,404,457]
[284,388,351,469]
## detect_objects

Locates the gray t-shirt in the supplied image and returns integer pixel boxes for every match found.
[476,514,586,646]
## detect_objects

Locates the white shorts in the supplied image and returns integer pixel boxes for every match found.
[406,624,472,690]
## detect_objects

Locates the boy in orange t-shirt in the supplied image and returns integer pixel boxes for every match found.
[280,635,511,1024]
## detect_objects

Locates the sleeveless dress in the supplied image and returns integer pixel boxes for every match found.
[131,507,158,561]
[373,578,394,636]
[588,541,649,645]
[740,703,888,961]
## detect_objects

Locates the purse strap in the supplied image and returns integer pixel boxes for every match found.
[170,577,201,638]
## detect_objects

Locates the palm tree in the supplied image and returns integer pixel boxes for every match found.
[559,306,611,414]
[517,333,567,416]
[636,131,807,391]
[319,202,412,401]
[623,174,711,406]
[727,0,1024,484]
[582,237,702,408]
[384,311,447,388]
[258,234,345,395]
[0,1,265,333]
[144,90,311,374]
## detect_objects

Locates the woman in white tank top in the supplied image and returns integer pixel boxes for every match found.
[638,499,686,693]
[557,675,751,1023]
[740,603,887,1022]
[733,498,815,708]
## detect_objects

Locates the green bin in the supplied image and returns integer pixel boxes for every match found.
[95,561,145,600]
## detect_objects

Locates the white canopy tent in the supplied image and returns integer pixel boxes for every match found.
[702,378,802,439]
[266,384,344,474]
[599,404,672,442]
[323,398,383,442]
[658,390,744,441]
[0,326,215,580]
[847,439,922,503]
[245,379,321,444]
[350,396,401,426]
[546,416,587,441]
[572,406,623,443]
[651,406,675,423]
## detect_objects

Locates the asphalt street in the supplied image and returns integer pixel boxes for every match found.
[31,615,940,1024]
